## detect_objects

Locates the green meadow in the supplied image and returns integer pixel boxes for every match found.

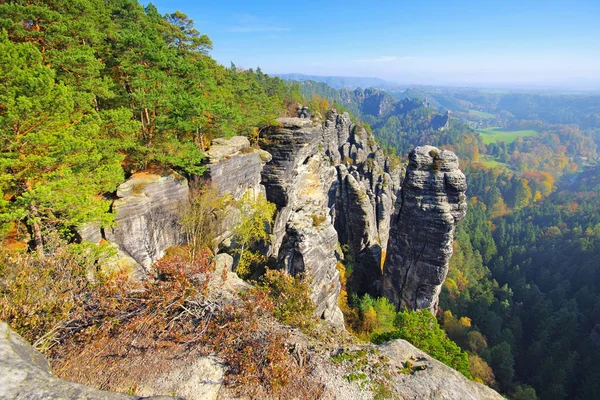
[476,154,510,170]
[477,126,538,144]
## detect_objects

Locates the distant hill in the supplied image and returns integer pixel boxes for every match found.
[276,73,399,90]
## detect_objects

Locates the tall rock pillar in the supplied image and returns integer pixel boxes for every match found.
[382,146,467,312]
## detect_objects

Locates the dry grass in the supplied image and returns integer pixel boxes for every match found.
[36,249,323,398]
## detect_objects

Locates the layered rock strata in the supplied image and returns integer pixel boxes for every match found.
[260,111,401,326]
[206,136,271,200]
[206,136,272,249]
[382,146,467,312]
[104,172,189,270]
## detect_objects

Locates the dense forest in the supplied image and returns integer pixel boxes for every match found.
[0,0,302,248]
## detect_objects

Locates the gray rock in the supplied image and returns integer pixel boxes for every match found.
[105,172,189,271]
[207,136,251,162]
[0,321,178,400]
[379,339,503,400]
[206,136,268,200]
[382,146,467,312]
[260,112,402,326]
[136,356,224,400]
[208,253,248,300]
[334,123,402,294]
[77,221,102,244]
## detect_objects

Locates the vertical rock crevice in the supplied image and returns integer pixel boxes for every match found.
[260,111,402,327]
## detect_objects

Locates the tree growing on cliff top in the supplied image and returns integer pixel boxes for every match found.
[0,34,123,254]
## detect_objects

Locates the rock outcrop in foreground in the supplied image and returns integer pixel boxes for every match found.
[382,146,467,312]
[378,339,503,400]
[1,319,502,400]
[0,321,175,400]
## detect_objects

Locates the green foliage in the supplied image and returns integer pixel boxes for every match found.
[232,191,276,278]
[254,269,316,329]
[181,181,232,258]
[0,33,124,248]
[0,0,300,248]
[372,309,472,379]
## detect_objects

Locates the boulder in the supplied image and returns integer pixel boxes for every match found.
[379,339,504,399]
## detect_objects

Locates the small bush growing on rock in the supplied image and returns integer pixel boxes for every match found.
[182,180,232,259]
[252,269,316,330]
[232,191,276,278]
[312,214,327,227]
[372,309,472,379]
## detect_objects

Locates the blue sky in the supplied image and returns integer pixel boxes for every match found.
[142,0,600,88]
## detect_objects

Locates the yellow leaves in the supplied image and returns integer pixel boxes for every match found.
[361,306,378,334]
[469,354,496,387]
[459,316,472,328]
[380,250,386,273]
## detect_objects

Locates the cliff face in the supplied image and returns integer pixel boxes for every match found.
[78,112,463,325]
[260,111,402,326]
[382,146,467,312]
[104,172,189,271]
[334,124,402,295]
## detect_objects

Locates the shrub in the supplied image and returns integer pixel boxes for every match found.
[252,269,316,330]
[372,309,472,379]
[182,180,232,258]
[46,252,322,399]
[0,242,114,350]
[312,214,327,227]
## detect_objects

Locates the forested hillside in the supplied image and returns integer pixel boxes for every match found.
[297,79,600,399]
[0,0,301,248]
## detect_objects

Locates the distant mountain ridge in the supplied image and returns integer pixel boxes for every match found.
[275,73,399,90]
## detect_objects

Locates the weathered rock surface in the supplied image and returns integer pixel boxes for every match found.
[378,339,503,400]
[104,172,189,270]
[261,117,343,326]
[0,321,176,400]
[334,122,402,295]
[382,146,467,312]
[208,253,248,301]
[136,356,224,400]
[206,136,272,250]
[206,136,270,200]
[260,111,401,326]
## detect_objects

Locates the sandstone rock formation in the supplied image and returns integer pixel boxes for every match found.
[382,146,467,312]
[378,339,503,399]
[206,136,270,200]
[104,172,189,271]
[136,357,224,400]
[206,136,272,250]
[334,123,402,295]
[260,111,402,326]
[0,321,176,400]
